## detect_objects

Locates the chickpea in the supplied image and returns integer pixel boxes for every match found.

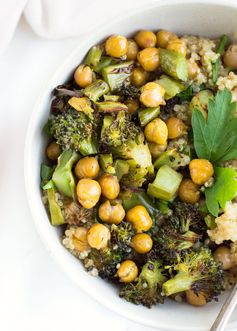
[126,39,139,60]
[131,67,149,87]
[187,59,199,80]
[144,118,168,145]
[99,200,125,225]
[148,142,167,158]
[131,233,153,254]
[71,227,90,252]
[75,157,100,179]
[140,82,165,107]
[213,246,235,270]
[126,205,153,233]
[189,159,214,185]
[156,30,178,48]
[223,44,237,69]
[76,178,101,209]
[178,179,200,204]
[137,47,160,71]
[98,173,120,200]
[117,260,138,282]
[186,290,207,306]
[74,65,93,88]
[166,117,187,139]
[167,38,187,57]
[46,141,61,161]
[105,35,128,58]
[134,30,157,49]
[87,223,110,250]
[124,99,140,114]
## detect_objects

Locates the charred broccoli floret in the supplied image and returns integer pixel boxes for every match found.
[119,260,167,308]
[110,222,135,253]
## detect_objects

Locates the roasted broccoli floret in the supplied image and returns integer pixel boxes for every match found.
[119,260,167,307]
[162,248,224,302]
[110,222,135,253]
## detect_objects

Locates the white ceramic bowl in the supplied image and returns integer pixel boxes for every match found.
[25,1,237,330]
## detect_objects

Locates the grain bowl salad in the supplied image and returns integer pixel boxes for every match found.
[41,29,237,308]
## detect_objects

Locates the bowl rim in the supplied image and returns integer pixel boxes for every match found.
[24,0,237,329]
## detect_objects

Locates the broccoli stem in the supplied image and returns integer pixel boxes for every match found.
[154,149,181,169]
[47,187,65,226]
[102,61,133,91]
[84,45,103,68]
[159,49,188,81]
[138,107,160,127]
[96,101,128,113]
[79,137,97,156]
[99,154,115,174]
[212,35,229,84]
[162,271,194,296]
[156,75,185,99]
[94,56,115,73]
[84,80,109,102]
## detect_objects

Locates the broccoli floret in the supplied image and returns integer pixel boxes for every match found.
[119,260,167,308]
[110,222,135,253]
[162,248,224,302]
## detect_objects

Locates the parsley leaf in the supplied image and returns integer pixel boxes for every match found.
[205,167,237,217]
[192,89,237,164]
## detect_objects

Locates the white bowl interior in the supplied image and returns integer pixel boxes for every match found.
[25,1,237,330]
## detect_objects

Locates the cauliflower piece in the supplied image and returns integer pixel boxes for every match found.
[208,202,237,244]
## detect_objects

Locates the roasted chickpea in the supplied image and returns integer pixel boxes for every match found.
[213,246,235,270]
[131,233,153,253]
[144,118,168,145]
[131,67,149,87]
[167,38,187,57]
[75,157,100,179]
[178,179,200,204]
[87,223,110,250]
[148,142,167,158]
[166,117,187,139]
[187,59,199,80]
[156,30,178,48]
[71,227,90,252]
[46,141,61,161]
[189,159,214,185]
[74,65,93,88]
[117,260,138,282]
[140,82,166,107]
[99,200,125,225]
[126,205,153,233]
[98,174,120,199]
[105,35,128,58]
[134,30,157,49]
[124,99,140,114]
[126,39,139,60]
[76,179,101,209]
[223,44,237,69]
[137,47,160,71]
[186,290,207,306]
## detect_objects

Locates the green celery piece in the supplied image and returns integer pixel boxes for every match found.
[47,187,65,226]
[138,107,160,127]
[96,101,128,113]
[52,149,80,199]
[159,49,188,81]
[212,35,229,84]
[102,61,133,91]
[147,165,182,201]
[156,75,185,99]
[154,149,182,169]
[84,45,102,68]
[84,80,109,102]
[114,159,130,180]
[99,154,115,174]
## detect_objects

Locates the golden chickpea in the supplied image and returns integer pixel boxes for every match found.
[156,30,178,48]
[178,179,200,204]
[189,159,214,185]
[126,39,139,60]
[98,174,120,200]
[131,233,153,254]
[131,67,149,87]
[71,227,90,252]
[186,290,207,306]
[117,260,138,282]
[144,118,168,145]
[166,117,187,139]
[223,44,237,69]
[46,141,61,161]
[87,223,111,250]
[134,30,157,49]
[75,157,100,179]
[187,59,199,80]
[137,47,160,71]
[126,205,153,233]
[167,38,187,57]
[213,246,235,270]
[124,99,140,114]
[76,179,101,209]
[99,200,125,225]
[140,82,166,107]
[148,142,167,158]
[74,65,93,88]
[105,35,128,58]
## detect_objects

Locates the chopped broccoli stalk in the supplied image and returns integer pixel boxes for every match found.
[138,107,160,127]
[159,49,188,81]
[154,149,182,169]
[99,154,115,174]
[52,149,80,199]
[147,165,182,201]
[94,56,115,73]
[122,191,157,214]
[40,164,54,188]
[156,75,185,99]
[68,97,94,119]
[79,137,97,156]
[84,79,109,102]
[84,45,103,68]
[104,95,121,102]
[156,199,171,215]
[96,101,128,113]
[47,187,65,226]
[114,159,130,180]
[102,61,133,91]
[100,115,113,136]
